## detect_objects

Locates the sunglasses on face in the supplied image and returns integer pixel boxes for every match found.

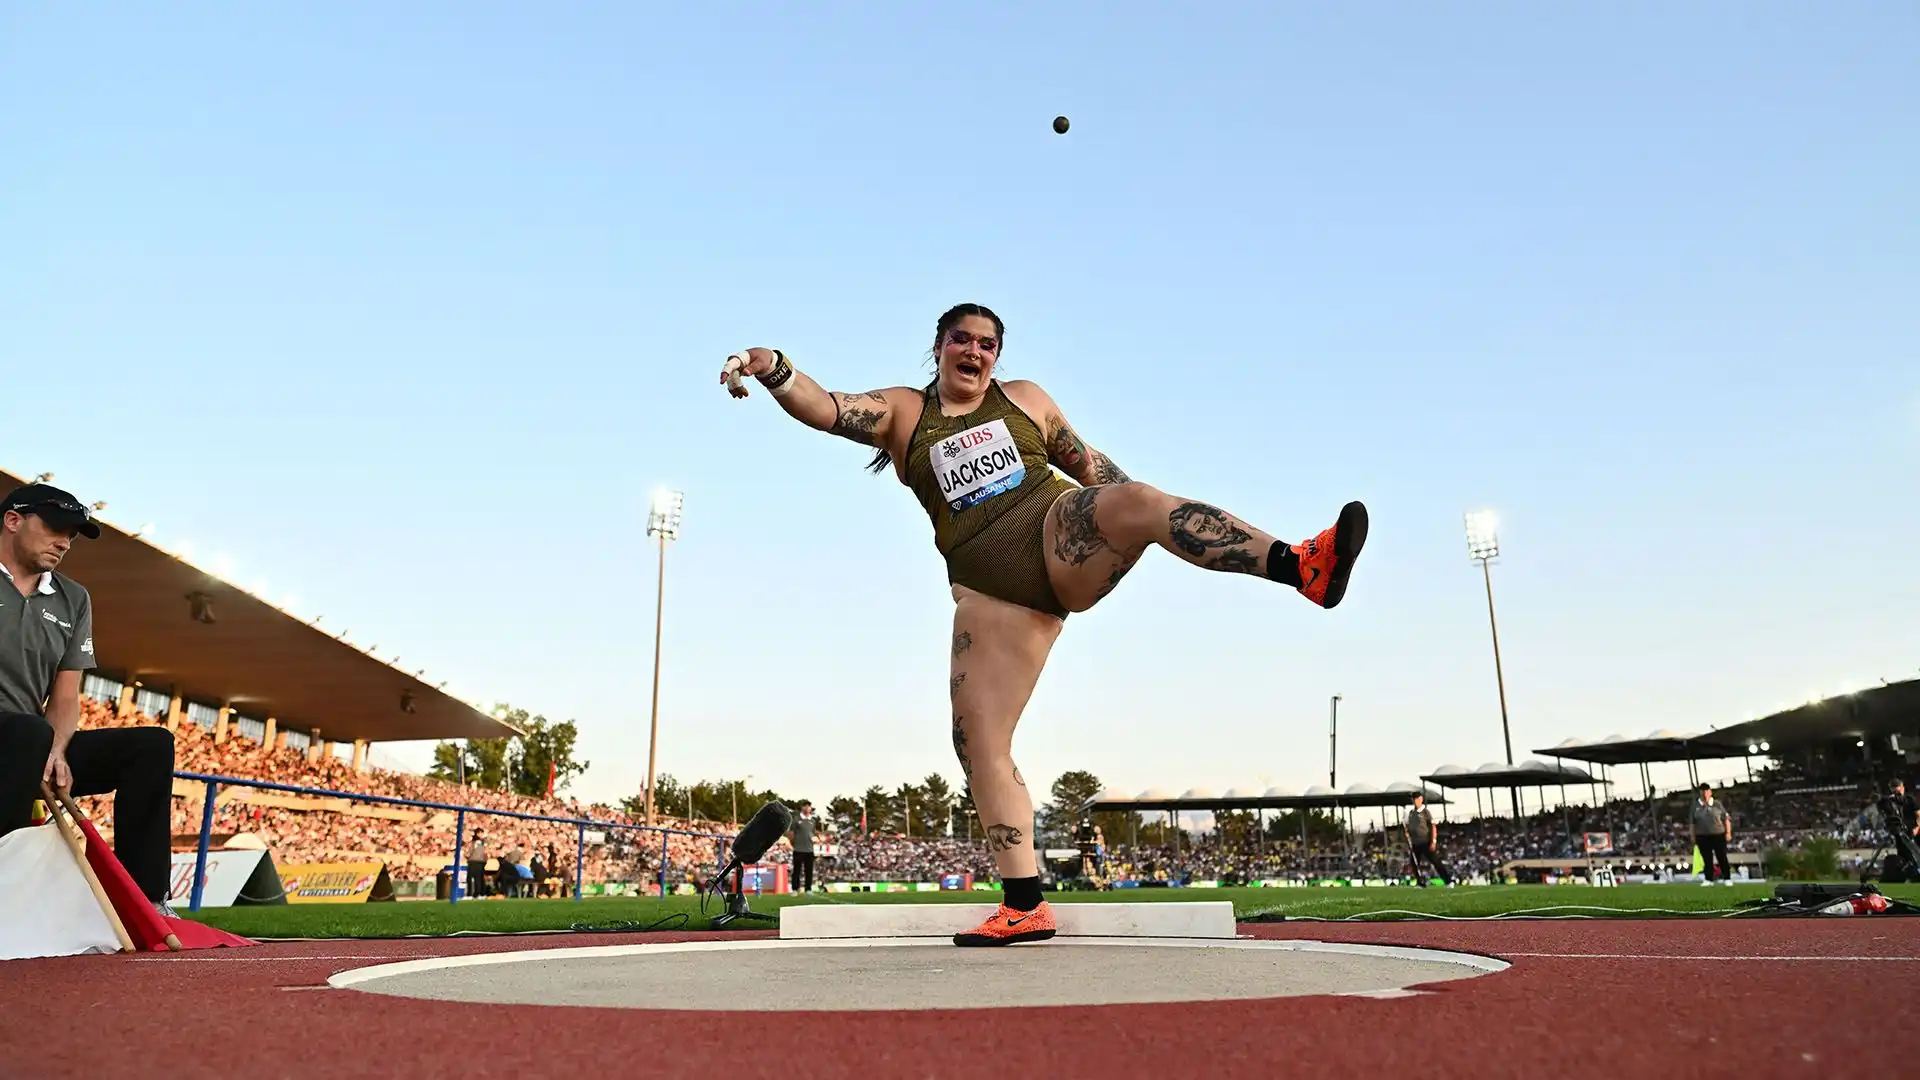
[946,329,999,354]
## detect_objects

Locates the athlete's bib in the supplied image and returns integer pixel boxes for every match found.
[931,418,1026,512]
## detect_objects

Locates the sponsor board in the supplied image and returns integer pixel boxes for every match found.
[277,861,395,903]
[167,849,286,907]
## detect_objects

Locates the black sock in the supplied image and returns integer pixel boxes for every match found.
[1002,876,1043,911]
[1266,541,1301,587]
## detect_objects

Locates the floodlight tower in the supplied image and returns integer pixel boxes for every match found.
[642,489,684,825]
[1465,510,1520,817]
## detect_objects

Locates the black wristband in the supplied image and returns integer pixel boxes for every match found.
[756,350,795,391]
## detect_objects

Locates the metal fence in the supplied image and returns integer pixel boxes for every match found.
[175,771,733,912]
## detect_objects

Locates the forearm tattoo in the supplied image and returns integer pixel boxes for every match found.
[1168,501,1262,573]
[985,823,1024,852]
[1050,486,1110,566]
[1046,417,1128,486]
[1091,452,1130,485]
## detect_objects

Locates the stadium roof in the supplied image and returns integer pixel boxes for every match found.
[1535,678,1920,766]
[1419,760,1604,789]
[5,467,516,746]
[1695,678,1920,752]
[1531,731,1749,767]
[1082,781,1450,813]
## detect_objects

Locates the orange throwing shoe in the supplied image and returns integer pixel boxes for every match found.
[952,901,1057,947]
[1293,500,1368,609]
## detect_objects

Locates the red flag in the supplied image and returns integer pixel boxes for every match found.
[546,761,556,798]
[73,816,255,952]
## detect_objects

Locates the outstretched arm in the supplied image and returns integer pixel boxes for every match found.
[721,347,910,450]
[1003,379,1130,486]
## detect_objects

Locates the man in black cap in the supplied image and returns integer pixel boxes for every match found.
[0,483,177,913]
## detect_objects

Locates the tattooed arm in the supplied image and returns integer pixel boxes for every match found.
[721,348,913,451]
[1002,380,1131,486]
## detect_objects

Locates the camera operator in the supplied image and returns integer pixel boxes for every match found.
[1880,779,1920,878]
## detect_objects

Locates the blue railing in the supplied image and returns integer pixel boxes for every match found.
[175,771,735,912]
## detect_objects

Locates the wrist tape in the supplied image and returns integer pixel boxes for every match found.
[757,350,797,396]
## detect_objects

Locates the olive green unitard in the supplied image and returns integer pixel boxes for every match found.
[902,380,1077,618]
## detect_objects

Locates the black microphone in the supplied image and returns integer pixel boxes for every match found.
[728,800,794,868]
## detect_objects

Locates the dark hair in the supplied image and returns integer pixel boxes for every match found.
[866,303,1006,474]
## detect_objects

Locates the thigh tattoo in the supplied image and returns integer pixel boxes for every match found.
[1052,487,1110,566]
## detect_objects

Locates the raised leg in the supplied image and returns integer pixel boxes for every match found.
[948,585,1063,881]
[1043,483,1366,614]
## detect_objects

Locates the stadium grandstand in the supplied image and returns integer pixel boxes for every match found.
[1072,678,1919,888]
[18,460,1915,900]
[3,466,752,895]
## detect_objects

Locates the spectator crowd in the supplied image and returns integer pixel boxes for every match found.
[70,699,1894,894]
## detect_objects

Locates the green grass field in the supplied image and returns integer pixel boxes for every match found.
[187,881,1920,940]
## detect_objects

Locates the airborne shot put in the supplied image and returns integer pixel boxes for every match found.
[721,303,1369,946]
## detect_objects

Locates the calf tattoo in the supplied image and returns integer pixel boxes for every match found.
[1209,547,1261,574]
[1052,486,1110,566]
[952,630,972,657]
[949,671,967,697]
[1168,502,1257,572]
[985,824,1024,852]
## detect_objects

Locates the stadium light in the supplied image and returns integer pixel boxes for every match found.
[642,488,685,826]
[648,488,684,540]
[1465,508,1517,816]
[1464,509,1499,561]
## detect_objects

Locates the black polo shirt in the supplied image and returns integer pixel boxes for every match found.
[0,566,95,714]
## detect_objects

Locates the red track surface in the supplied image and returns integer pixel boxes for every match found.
[2,918,1909,1078]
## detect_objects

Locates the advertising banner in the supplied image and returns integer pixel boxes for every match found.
[167,849,284,907]
[278,861,395,903]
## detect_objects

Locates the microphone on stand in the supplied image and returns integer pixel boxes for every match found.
[708,801,793,928]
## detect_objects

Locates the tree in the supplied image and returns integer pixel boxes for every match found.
[427,741,465,784]
[827,795,862,833]
[624,774,691,820]
[427,738,510,789]
[1042,770,1104,843]
[507,712,589,797]
[1215,809,1261,847]
[954,789,979,840]
[860,785,894,835]
[1265,808,1344,845]
[918,774,955,836]
[424,704,589,797]
[894,781,925,836]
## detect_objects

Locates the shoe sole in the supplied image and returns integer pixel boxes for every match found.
[952,927,1057,947]
[1319,500,1369,609]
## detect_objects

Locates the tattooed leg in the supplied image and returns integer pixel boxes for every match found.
[1044,482,1292,612]
[948,585,1061,881]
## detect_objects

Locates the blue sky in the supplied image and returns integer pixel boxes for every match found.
[4,3,1915,812]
